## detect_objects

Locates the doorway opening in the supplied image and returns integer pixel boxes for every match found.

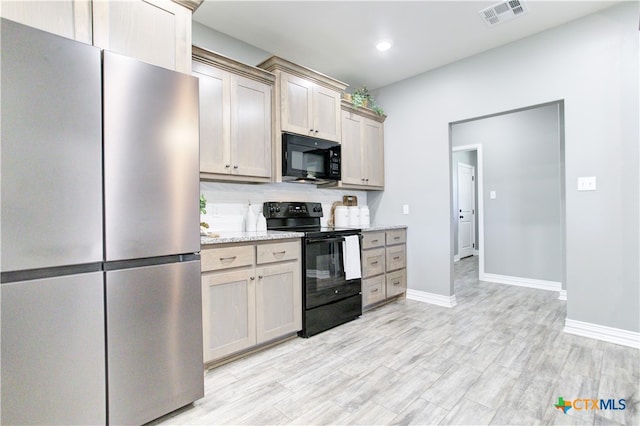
[449,101,566,299]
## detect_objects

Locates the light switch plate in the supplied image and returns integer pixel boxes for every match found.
[402,204,409,215]
[490,191,496,199]
[578,176,597,191]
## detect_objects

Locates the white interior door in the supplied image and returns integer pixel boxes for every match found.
[458,163,476,259]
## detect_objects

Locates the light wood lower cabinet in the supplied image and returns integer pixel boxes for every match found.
[361,228,407,310]
[202,269,256,361]
[201,239,301,364]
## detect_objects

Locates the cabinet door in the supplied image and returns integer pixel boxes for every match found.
[231,75,272,178]
[363,117,385,187]
[202,269,256,362]
[193,62,231,175]
[341,110,365,185]
[255,262,301,343]
[313,85,341,142]
[1,0,92,44]
[281,72,313,136]
[92,0,192,72]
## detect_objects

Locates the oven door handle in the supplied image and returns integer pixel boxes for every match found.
[306,236,346,244]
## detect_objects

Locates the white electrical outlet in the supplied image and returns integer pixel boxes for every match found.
[490,191,497,199]
[402,204,410,215]
[577,176,597,191]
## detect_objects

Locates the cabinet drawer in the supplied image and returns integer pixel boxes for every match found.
[362,248,385,278]
[201,245,255,272]
[386,229,406,245]
[362,232,385,250]
[386,269,406,298]
[362,275,385,307]
[386,245,406,271]
[257,240,300,265]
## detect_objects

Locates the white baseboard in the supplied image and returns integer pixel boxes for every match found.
[558,290,567,301]
[406,289,457,308]
[480,272,561,292]
[564,319,640,349]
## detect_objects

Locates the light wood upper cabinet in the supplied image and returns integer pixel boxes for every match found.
[363,118,385,188]
[279,72,342,142]
[281,72,314,136]
[2,0,193,72]
[341,111,365,186]
[339,103,386,190]
[230,75,272,179]
[193,47,275,183]
[1,0,92,44]
[258,56,347,180]
[92,0,192,73]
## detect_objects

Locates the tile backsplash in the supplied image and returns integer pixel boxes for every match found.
[200,181,368,232]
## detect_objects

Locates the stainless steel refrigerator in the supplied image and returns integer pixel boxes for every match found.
[1,19,203,425]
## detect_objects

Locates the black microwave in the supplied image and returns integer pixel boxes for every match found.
[282,132,341,182]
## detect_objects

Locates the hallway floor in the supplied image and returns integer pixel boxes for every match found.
[156,256,639,425]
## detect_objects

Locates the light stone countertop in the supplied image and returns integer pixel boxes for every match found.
[359,224,408,232]
[200,230,304,246]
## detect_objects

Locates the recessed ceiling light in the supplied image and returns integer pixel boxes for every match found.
[376,41,391,52]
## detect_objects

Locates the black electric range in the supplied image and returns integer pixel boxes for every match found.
[264,201,362,337]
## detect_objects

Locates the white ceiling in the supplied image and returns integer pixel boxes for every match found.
[193,1,621,90]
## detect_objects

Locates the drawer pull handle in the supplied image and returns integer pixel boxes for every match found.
[371,239,379,243]
[394,236,401,239]
[250,276,255,281]
[371,261,379,265]
[273,250,286,256]
[393,256,400,260]
[393,281,401,286]
[371,288,379,293]
[220,256,237,262]
[258,275,263,279]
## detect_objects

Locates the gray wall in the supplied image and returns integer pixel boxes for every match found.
[370,2,639,332]
[192,21,271,66]
[452,104,562,282]
[451,150,478,257]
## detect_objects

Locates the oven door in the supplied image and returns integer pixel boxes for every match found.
[304,236,361,309]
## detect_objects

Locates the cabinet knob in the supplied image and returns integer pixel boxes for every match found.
[315,130,319,133]
[258,275,263,279]
[233,165,238,169]
[250,276,255,281]
[365,178,369,182]
[225,164,231,168]
[310,129,314,133]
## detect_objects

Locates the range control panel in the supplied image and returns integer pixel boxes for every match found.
[263,201,323,219]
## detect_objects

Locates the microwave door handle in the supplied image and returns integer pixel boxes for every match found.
[306,236,346,244]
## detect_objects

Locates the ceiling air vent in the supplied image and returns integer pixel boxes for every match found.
[479,0,527,27]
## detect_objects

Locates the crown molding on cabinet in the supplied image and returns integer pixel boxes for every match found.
[192,46,276,84]
[171,0,204,12]
[258,56,347,93]
[341,99,387,123]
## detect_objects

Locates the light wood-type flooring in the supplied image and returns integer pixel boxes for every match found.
[155,256,639,425]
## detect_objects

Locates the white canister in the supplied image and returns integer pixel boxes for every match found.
[359,206,370,227]
[334,206,349,228]
[348,206,360,227]
[245,203,257,232]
